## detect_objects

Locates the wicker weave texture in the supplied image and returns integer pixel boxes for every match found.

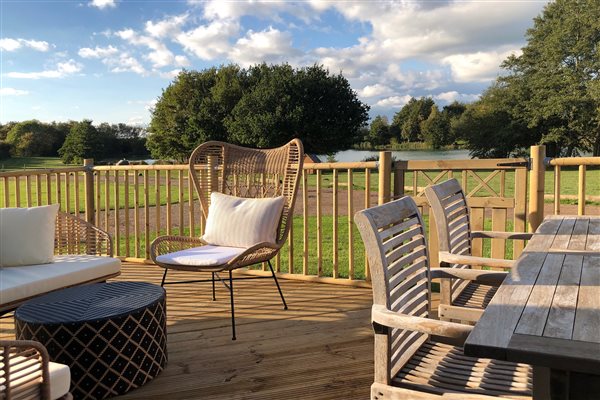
[54,211,113,257]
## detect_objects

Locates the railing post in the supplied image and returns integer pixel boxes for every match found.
[83,158,95,225]
[528,145,545,232]
[393,161,405,201]
[578,165,586,215]
[378,151,392,205]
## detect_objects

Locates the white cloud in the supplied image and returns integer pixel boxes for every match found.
[434,91,480,104]
[0,38,50,52]
[78,45,119,58]
[0,88,29,96]
[90,0,115,9]
[105,53,147,75]
[358,84,393,99]
[145,14,188,38]
[159,69,182,79]
[6,59,83,79]
[229,27,297,66]
[116,28,184,68]
[375,95,413,109]
[177,20,239,60]
[443,48,521,82]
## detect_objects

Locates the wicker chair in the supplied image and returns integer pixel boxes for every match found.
[0,340,72,400]
[425,179,532,323]
[355,196,531,400]
[151,139,303,340]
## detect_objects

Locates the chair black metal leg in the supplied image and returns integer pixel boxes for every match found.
[211,272,216,301]
[160,269,168,287]
[268,260,287,310]
[229,270,236,340]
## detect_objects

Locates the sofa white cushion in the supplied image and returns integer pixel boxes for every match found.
[156,245,246,266]
[0,255,121,306]
[0,204,60,267]
[202,192,284,248]
[0,355,71,400]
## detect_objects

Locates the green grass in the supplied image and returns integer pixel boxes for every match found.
[0,157,75,171]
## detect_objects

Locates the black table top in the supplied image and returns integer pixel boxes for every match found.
[15,282,165,324]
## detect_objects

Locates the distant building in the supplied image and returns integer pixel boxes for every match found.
[304,154,321,174]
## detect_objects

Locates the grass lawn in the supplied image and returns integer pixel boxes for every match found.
[0,157,75,171]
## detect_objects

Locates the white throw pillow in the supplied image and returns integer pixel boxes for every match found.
[0,204,59,267]
[202,192,285,248]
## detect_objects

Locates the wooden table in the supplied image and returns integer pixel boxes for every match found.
[464,215,600,400]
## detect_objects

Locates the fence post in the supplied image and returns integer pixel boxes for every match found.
[83,158,95,225]
[378,151,392,205]
[528,145,545,232]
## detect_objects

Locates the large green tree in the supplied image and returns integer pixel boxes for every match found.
[498,0,600,156]
[6,120,66,157]
[420,105,451,149]
[391,97,435,142]
[147,63,369,159]
[58,120,103,164]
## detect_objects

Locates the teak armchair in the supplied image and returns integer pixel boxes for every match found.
[355,196,531,400]
[425,179,532,323]
[0,340,71,400]
[150,139,303,339]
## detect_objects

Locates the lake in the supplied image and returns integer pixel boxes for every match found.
[318,149,473,162]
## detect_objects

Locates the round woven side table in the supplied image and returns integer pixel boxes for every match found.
[15,282,167,400]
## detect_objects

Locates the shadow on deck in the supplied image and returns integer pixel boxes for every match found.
[1,262,376,399]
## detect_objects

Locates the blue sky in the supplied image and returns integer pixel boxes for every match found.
[1,0,547,125]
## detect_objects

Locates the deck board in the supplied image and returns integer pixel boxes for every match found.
[0,263,376,399]
[0,262,442,399]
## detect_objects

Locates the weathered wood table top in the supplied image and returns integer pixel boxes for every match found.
[464,215,600,374]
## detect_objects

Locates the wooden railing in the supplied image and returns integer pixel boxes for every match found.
[547,156,600,216]
[1,145,598,287]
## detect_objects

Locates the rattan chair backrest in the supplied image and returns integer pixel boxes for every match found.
[188,139,303,246]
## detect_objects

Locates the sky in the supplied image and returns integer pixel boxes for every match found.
[0,0,548,126]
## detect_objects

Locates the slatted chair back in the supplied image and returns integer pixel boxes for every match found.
[425,178,473,262]
[188,139,303,247]
[354,196,432,381]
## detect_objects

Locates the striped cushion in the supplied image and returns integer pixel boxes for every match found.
[202,192,284,248]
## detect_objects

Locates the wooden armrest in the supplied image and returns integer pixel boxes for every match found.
[439,251,515,269]
[431,268,507,286]
[471,230,533,240]
[372,304,472,346]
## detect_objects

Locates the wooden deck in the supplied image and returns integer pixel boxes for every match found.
[1,262,379,399]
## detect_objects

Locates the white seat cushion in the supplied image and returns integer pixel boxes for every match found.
[0,255,121,306]
[202,192,284,248]
[0,356,70,400]
[156,245,246,267]
[0,204,59,267]
[48,361,71,399]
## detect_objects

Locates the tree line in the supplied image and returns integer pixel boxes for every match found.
[364,0,600,158]
[0,120,148,164]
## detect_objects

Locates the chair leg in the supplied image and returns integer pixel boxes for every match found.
[161,269,168,287]
[211,272,216,301]
[268,260,287,310]
[229,270,236,340]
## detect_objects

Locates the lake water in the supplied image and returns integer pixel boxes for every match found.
[317,149,473,162]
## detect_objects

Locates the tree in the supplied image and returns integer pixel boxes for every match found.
[147,63,369,159]
[499,0,600,156]
[453,84,533,158]
[6,120,65,157]
[367,115,391,146]
[391,97,435,142]
[58,120,102,164]
[420,105,450,149]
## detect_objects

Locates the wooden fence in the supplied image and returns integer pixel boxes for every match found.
[1,145,598,287]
